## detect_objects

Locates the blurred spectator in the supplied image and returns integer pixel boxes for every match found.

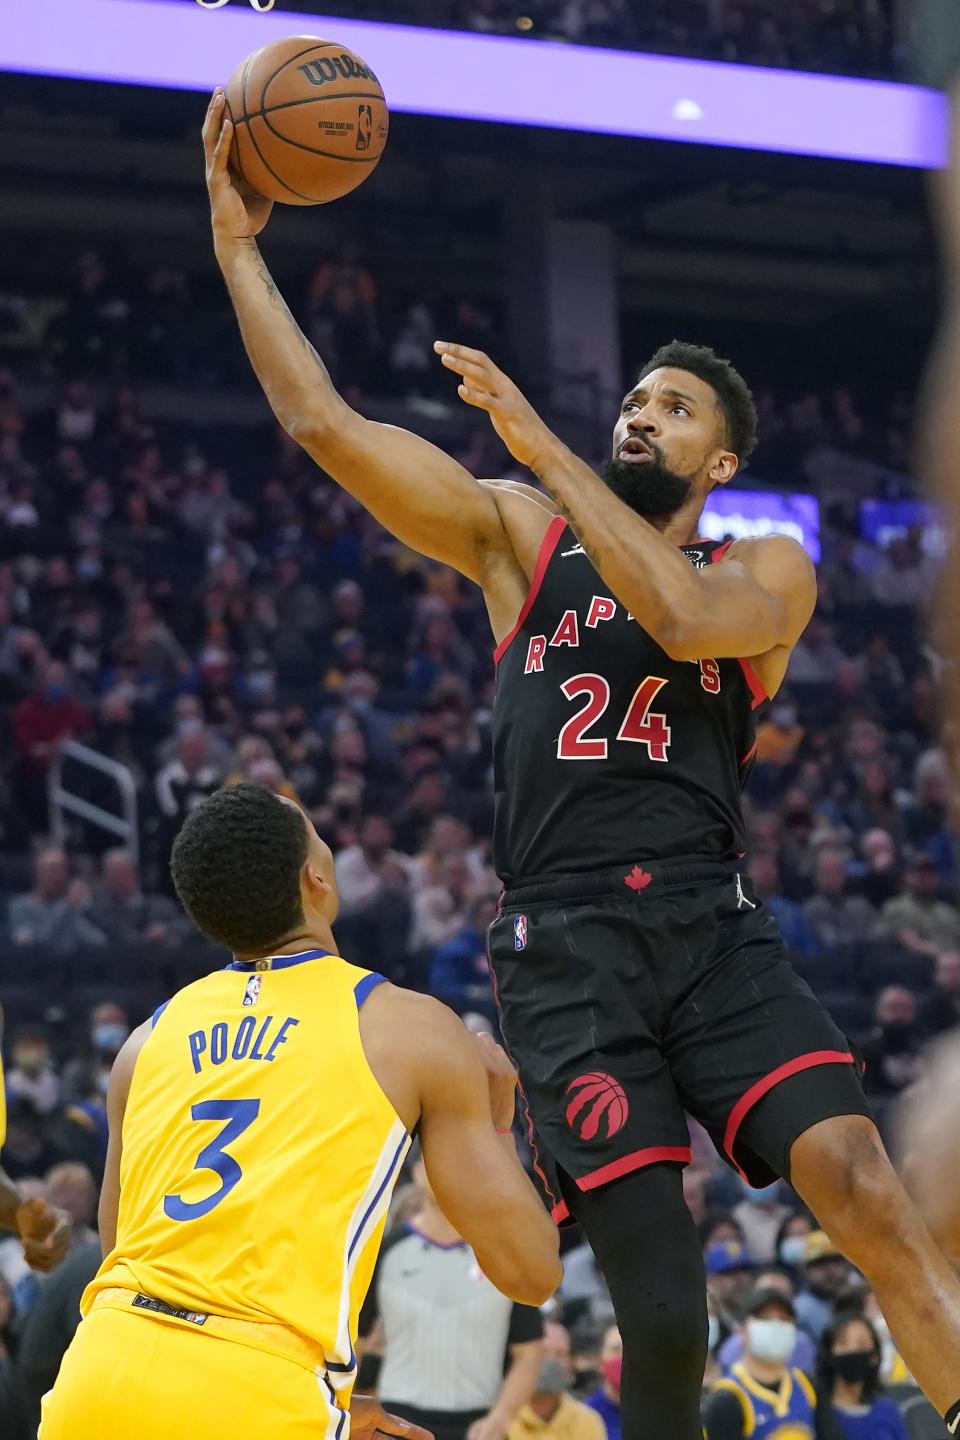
[787,616,847,688]
[802,849,879,953]
[854,829,902,910]
[916,950,960,1040]
[12,1240,101,1435]
[410,853,475,954]
[795,1232,855,1342]
[703,1287,814,1440]
[731,1179,792,1266]
[8,849,106,954]
[860,987,922,1102]
[3,1029,60,1116]
[335,815,418,912]
[880,852,960,959]
[583,1325,622,1440]
[427,891,498,1017]
[816,1311,908,1440]
[705,1241,756,1330]
[557,1240,614,1328]
[775,1212,815,1274]
[716,1267,816,1374]
[44,1162,97,1248]
[154,729,225,836]
[746,851,818,955]
[12,661,91,828]
[62,1002,130,1104]
[89,849,187,949]
[507,1355,605,1440]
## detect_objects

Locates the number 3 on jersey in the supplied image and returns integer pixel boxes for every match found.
[164,1099,260,1222]
[558,674,670,761]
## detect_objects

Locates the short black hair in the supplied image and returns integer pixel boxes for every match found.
[170,782,308,955]
[637,340,758,464]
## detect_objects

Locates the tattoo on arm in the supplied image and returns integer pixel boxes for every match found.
[250,244,332,384]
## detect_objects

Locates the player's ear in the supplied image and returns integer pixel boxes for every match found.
[709,449,738,486]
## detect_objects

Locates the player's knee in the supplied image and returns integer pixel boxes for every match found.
[791,1115,899,1260]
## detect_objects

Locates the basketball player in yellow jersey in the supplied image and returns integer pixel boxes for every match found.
[39,783,562,1439]
[0,1001,71,1275]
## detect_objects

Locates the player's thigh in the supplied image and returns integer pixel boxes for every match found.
[664,903,871,1185]
[39,1309,336,1439]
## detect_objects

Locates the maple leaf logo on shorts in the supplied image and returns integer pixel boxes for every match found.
[624,865,652,893]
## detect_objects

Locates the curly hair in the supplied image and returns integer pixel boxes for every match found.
[637,340,758,465]
[170,782,308,955]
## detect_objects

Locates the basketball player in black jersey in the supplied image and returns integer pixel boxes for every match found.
[204,89,960,1440]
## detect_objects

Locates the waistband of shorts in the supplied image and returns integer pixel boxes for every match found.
[499,856,742,906]
[89,1287,328,1374]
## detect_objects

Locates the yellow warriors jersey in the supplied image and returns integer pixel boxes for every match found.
[711,1363,816,1439]
[85,950,409,1394]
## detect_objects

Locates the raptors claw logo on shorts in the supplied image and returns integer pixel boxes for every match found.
[565,1071,629,1140]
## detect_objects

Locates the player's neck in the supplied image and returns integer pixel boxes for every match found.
[644,501,705,547]
[238,921,340,964]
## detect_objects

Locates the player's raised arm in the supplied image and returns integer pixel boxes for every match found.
[203,92,504,584]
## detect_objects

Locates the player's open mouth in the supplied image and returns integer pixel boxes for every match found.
[618,438,654,463]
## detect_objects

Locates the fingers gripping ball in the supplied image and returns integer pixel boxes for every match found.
[224,36,389,206]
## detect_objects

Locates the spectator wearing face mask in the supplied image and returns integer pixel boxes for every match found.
[704,1288,815,1440]
[61,1002,129,1104]
[731,1179,792,1266]
[584,1324,622,1440]
[774,1213,815,1277]
[507,1356,606,1440]
[816,1312,907,1440]
[716,1268,816,1376]
[859,987,922,1103]
[4,1028,60,1115]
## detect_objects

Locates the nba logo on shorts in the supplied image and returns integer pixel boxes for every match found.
[242,974,262,1007]
[514,915,527,951]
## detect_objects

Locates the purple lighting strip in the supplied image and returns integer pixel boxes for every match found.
[0,0,948,168]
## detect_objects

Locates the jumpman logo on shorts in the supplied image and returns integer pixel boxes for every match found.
[735,874,756,910]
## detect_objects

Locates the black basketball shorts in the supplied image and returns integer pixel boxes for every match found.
[488,857,872,1223]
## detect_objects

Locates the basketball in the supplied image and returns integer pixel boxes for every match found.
[224,36,389,206]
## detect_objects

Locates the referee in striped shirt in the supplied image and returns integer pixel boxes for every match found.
[359,1145,544,1440]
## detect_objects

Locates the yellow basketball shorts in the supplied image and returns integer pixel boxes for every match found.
[39,1300,346,1439]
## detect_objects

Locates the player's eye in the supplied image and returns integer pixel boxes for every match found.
[671,404,691,417]
[622,402,637,413]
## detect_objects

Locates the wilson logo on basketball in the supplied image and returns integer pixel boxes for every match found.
[565,1072,629,1140]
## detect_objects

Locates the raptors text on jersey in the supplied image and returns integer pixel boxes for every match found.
[491,519,765,884]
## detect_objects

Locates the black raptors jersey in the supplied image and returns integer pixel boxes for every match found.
[491,517,765,885]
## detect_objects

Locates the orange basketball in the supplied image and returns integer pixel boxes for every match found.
[224,36,389,206]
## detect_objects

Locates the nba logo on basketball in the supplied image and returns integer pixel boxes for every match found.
[565,1072,629,1140]
[242,974,262,1007]
[356,105,373,151]
[514,915,527,951]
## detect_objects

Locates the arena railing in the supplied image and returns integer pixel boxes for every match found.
[48,740,139,869]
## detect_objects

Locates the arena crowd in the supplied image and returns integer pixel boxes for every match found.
[0,229,951,1435]
[267,0,901,81]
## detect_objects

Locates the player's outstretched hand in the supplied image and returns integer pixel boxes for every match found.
[435,342,559,473]
[349,1394,434,1440]
[203,89,274,247]
[473,1029,518,1133]
[16,1197,71,1273]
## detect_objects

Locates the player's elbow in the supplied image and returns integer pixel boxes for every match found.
[657,616,701,663]
[481,1234,562,1306]
[284,396,351,456]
